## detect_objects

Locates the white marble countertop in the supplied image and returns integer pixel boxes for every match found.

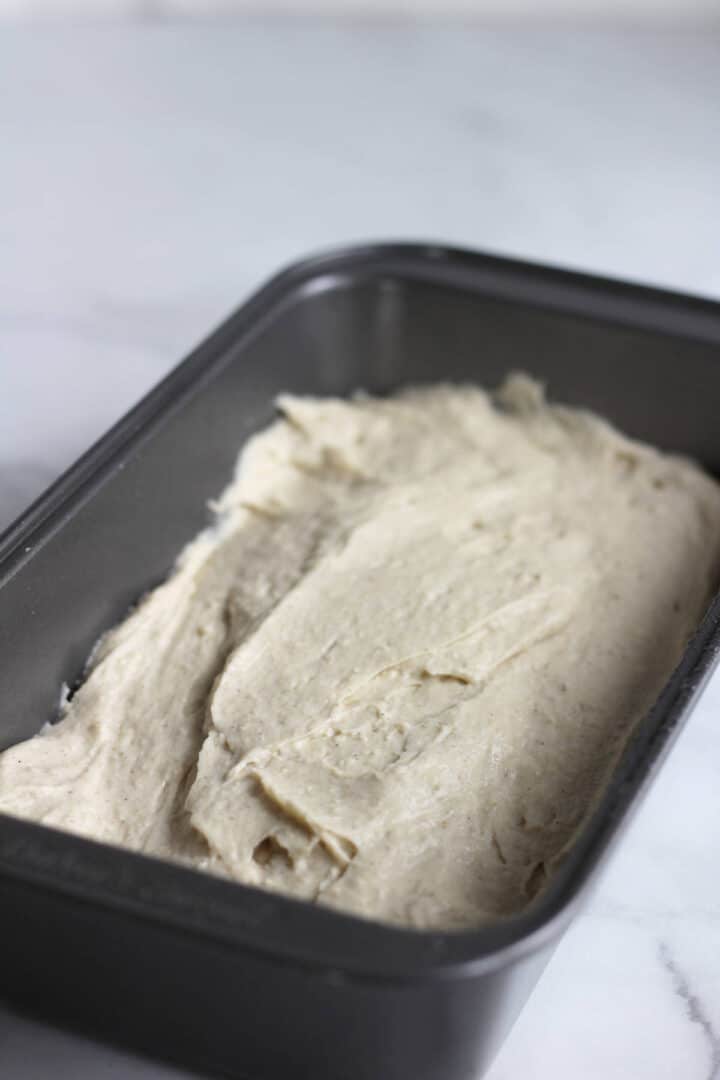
[1,18,719,1080]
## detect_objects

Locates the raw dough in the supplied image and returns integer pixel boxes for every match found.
[2,376,719,929]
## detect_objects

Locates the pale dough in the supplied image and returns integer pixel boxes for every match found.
[2,376,719,929]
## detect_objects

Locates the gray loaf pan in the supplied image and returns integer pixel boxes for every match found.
[1,243,720,1080]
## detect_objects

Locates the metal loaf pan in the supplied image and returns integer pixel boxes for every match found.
[2,244,720,1080]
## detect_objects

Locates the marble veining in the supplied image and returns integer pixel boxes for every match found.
[659,942,720,1080]
[1,18,719,1080]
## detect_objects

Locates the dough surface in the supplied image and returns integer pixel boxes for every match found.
[2,376,719,929]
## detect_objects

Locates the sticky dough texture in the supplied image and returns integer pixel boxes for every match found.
[2,375,720,929]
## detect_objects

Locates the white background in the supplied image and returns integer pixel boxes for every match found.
[1,0,719,20]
